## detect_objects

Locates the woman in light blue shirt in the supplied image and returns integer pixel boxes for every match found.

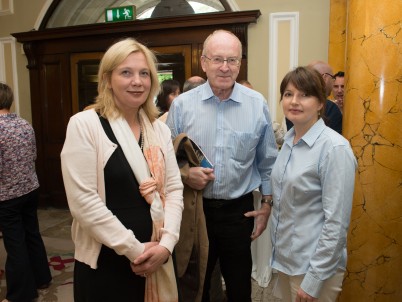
[270,66,357,302]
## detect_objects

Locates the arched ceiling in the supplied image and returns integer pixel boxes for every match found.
[46,0,234,28]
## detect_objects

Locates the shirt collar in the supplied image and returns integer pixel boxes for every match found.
[284,118,326,148]
[201,81,242,103]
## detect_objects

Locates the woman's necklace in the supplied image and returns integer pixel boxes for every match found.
[139,121,144,151]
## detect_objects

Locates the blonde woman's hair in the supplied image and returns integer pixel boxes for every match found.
[92,37,160,121]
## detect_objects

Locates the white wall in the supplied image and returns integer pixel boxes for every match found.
[236,0,330,122]
[0,0,48,122]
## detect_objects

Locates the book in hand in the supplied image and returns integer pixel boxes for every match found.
[189,138,214,168]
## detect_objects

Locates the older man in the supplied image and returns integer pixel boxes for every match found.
[167,30,278,302]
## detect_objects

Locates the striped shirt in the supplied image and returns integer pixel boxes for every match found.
[0,113,39,201]
[166,81,278,199]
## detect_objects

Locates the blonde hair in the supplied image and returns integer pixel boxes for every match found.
[92,38,160,121]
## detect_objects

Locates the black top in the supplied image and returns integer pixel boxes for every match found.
[73,116,152,302]
[100,116,152,239]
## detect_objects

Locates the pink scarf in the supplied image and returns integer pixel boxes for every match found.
[109,109,178,302]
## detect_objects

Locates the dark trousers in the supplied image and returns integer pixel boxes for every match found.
[0,189,52,302]
[202,193,254,302]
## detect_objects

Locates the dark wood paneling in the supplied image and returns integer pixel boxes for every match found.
[12,11,260,208]
[38,54,71,207]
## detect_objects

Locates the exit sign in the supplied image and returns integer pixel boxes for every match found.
[105,6,136,23]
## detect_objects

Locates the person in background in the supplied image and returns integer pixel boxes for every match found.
[183,76,206,93]
[61,38,183,302]
[287,61,343,135]
[270,66,357,302]
[157,79,181,123]
[308,61,343,134]
[332,71,345,114]
[167,29,278,302]
[238,79,253,89]
[0,82,52,302]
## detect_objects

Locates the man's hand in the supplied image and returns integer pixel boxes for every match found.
[130,244,170,277]
[244,201,271,240]
[296,288,318,302]
[184,167,215,190]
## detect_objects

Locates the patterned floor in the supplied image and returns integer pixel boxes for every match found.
[0,208,281,302]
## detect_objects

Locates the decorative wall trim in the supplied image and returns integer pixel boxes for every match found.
[226,0,240,11]
[34,0,53,29]
[0,37,19,114]
[0,0,14,15]
[268,12,299,122]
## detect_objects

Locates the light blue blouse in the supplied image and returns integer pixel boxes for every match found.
[270,118,357,298]
[166,81,278,199]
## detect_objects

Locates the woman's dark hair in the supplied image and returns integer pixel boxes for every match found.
[279,66,326,118]
[156,79,180,113]
[0,82,14,110]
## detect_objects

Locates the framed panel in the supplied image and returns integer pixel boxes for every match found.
[0,37,19,113]
[268,12,299,122]
[0,0,14,15]
[70,52,104,114]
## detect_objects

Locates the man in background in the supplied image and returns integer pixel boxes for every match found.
[308,61,343,133]
[332,71,345,114]
[183,76,206,92]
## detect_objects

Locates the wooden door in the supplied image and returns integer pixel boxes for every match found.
[37,54,71,207]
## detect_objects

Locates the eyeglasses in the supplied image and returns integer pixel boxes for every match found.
[202,55,240,67]
[322,73,336,81]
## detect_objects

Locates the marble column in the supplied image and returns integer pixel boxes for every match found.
[338,1,402,301]
[328,0,347,73]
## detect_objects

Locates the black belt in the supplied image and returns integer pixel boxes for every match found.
[203,192,253,208]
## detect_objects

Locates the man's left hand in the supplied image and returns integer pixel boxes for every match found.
[244,202,271,240]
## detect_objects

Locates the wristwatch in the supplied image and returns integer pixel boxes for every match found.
[261,198,273,206]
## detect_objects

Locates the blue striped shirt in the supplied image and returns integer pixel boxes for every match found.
[166,81,278,199]
[270,119,357,297]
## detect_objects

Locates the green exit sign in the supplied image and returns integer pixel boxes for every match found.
[105,6,136,23]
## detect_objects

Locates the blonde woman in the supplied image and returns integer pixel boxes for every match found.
[61,38,183,301]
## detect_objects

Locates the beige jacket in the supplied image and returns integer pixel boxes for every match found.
[173,133,209,302]
[61,109,183,269]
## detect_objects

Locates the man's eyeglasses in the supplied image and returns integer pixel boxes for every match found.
[202,55,240,67]
[322,73,336,81]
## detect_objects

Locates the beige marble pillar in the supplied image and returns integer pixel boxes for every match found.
[338,1,402,301]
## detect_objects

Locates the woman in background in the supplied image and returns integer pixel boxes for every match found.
[61,38,183,301]
[0,82,52,302]
[156,79,180,123]
[270,66,357,302]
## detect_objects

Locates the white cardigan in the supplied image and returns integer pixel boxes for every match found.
[61,109,183,269]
